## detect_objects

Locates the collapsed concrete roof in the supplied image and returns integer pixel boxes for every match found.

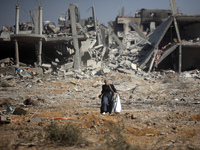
[138,14,200,72]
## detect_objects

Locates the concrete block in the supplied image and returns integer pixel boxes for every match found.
[91,70,97,75]
[30,67,43,75]
[131,63,137,70]
[102,68,110,74]
[28,118,42,123]
[94,44,103,49]
[0,116,11,123]
[0,67,15,74]
[55,58,60,63]
[61,62,73,70]
[76,74,84,79]
[123,60,132,67]
[108,64,118,69]
[117,68,135,74]
[65,71,74,76]
[41,64,51,68]
[80,40,91,52]
[87,60,101,68]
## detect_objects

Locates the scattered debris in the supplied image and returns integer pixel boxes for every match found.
[13,107,27,115]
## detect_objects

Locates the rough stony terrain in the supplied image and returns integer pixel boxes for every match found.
[0,71,200,150]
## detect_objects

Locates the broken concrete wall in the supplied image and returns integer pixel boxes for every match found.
[182,47,200,70]
[80,39,91,66]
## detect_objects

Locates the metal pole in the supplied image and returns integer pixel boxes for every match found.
[70,4,80,70]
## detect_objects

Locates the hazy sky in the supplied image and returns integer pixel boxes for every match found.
[0,0,200,28]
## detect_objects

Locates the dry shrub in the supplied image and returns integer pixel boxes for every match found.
[44,122,88,146]
[190,114,200,121]
[105,122,141,150]
[0,136,14,150]
[181,129,196,137]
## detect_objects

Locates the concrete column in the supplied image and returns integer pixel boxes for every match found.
[15,4,19,34]
[37,5,43,66]
[14,39,19,67]
[39,5,42,35]
[108,26,113,46]
[92,6,97,31]
[174,17,182,73]
[37,38,42,66]
[101,28,106,46]
[15,4,19,66]
[123,23,129,45]
[179,44,182,74]
[124,23,129,35]
[70,4,80,70]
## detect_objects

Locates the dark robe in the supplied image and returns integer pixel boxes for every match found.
[100,84,117,114]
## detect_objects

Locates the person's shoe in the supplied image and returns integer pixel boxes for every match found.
[102,112,105,115]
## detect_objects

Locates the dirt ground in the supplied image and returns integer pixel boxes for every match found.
[0,71,200,150]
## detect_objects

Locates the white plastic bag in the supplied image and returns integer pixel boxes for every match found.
[114,94,121,113]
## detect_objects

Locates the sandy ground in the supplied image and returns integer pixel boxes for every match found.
[0,71,200,150]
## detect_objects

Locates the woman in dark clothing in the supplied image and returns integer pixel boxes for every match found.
[99,79,119,115]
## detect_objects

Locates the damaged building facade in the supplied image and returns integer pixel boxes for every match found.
[0,4,98,72]
[139,0,200,72]
[112,8,172,48]
[0,0,200,75]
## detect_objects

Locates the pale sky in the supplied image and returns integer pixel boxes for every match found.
[0,0,200,28]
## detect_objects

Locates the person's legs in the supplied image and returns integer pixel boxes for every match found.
[108,92,114,114]
[101,95,109,113]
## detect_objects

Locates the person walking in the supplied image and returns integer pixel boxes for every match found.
[99,79,119,115]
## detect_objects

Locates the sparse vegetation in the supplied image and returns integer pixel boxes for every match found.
[44,122,88,146]
[105,122,141,150]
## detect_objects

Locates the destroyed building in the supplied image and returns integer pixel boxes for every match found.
[112,8,172,47]
[0,0,200,75]
[138,1,200,73]
[0,4,99,72]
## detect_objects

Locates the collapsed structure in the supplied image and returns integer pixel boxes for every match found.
[138,0,200,73]
[0,0,200,76]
